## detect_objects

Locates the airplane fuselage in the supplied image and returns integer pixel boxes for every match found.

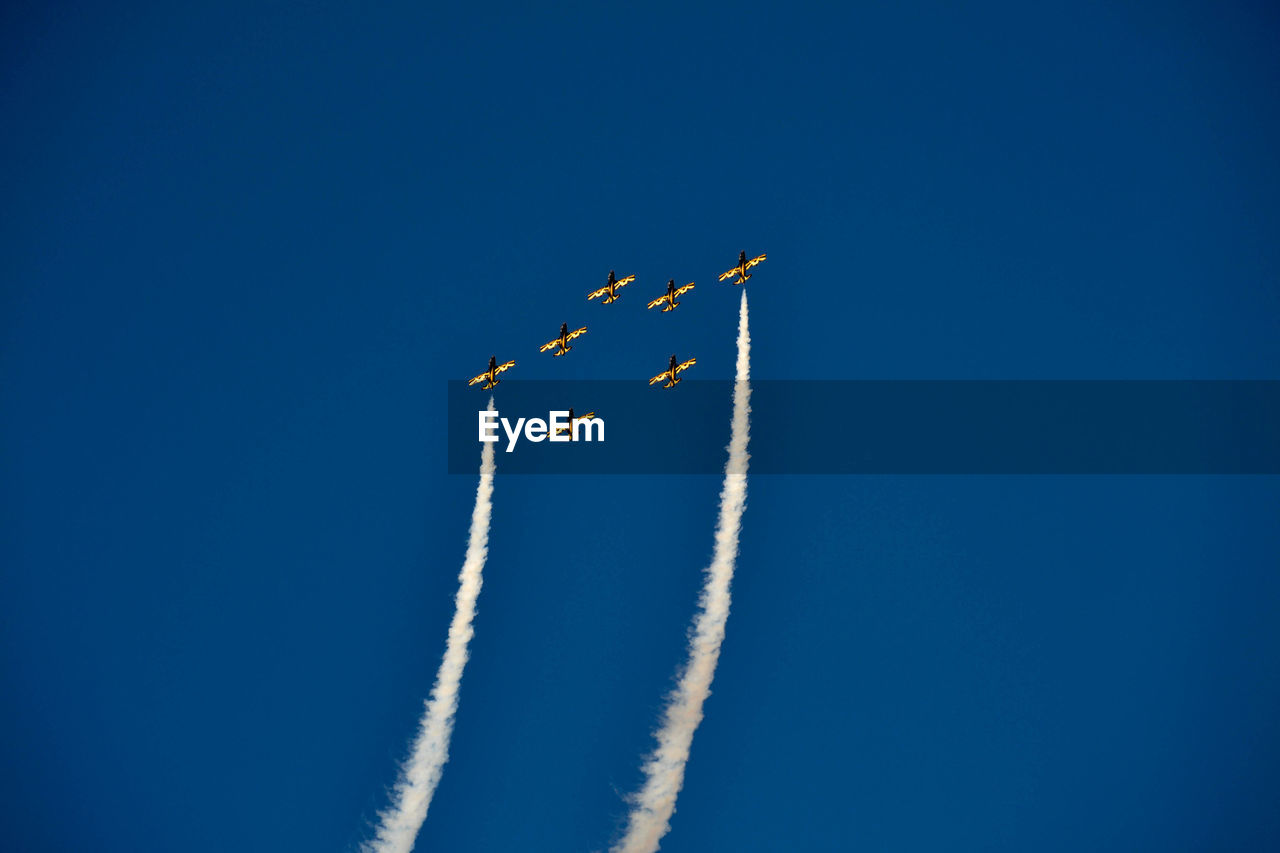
[554,407,575,436]
[482,356,500,388]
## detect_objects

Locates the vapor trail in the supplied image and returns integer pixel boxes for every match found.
[364,398,497,853]
[613,291,751,853]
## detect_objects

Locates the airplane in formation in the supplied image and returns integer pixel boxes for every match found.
[553,407,598,437]
[472,250,758,391]
[467,355,516,390]
[587,270,635,304]
[538,322,587,357]
[718,250,766,285]
[649,354,697,388]
[647,279,695,312]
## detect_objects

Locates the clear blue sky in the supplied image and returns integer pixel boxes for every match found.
[3,2,1279,850]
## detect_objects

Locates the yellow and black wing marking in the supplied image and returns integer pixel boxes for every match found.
[467,372,489,386]
[674,358,696,375]
[555,412,596,435]
[554,411,597,435]
[673,282,695,298]
[646,293,668,310]
[648,369,673,386]
[615,274,635,287]
[539,339,562,352]
[718,266,741,282]
[564,326,587,342]
[745,253,766,270]
[494,360,515,375]
[587,285,612,301]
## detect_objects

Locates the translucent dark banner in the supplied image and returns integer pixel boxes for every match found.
[445,381,1280,474]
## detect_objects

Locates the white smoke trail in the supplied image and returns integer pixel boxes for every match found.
[364,398,497,853]
[613,291,751,853]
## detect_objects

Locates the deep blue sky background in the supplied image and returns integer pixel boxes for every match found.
[3,2,1279,851]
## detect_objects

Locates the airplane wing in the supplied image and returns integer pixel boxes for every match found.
[587,286,611,300]
[538,340,561,352]
[564,327,587,342]
[467,373,488,386]
[649,370,672,385]
[555,412,597,435]
[745,253,767,269]
[646,295,667,309]
[673,283,695,297]
[615,274,635,287]
[718,268,739,281]
[494,360,515,375]
[674,358,696,374]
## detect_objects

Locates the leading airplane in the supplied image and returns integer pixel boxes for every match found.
[718,250,767,285]
[587,270,635,304]
[467,355,515,390]
[553,407,597,437]
[646,279,695,312]
[538,322,587,357]
[649,354,697,388]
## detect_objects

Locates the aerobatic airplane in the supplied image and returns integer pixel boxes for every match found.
[467,355,515,390]
[649,354,697,388]
[587,270,635,304]
[538,322,587,357]
[718,250,767,285]
[553,407,597,437]
[646,279,695,312]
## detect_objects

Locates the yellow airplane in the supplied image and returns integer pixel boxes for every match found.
[539,322,587,357]
[649,354,696,389]
[467,355,515,390]
[587,269,635,304]
[718,250,767,285]
[553,407,597,437]
[647,279,695,312]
